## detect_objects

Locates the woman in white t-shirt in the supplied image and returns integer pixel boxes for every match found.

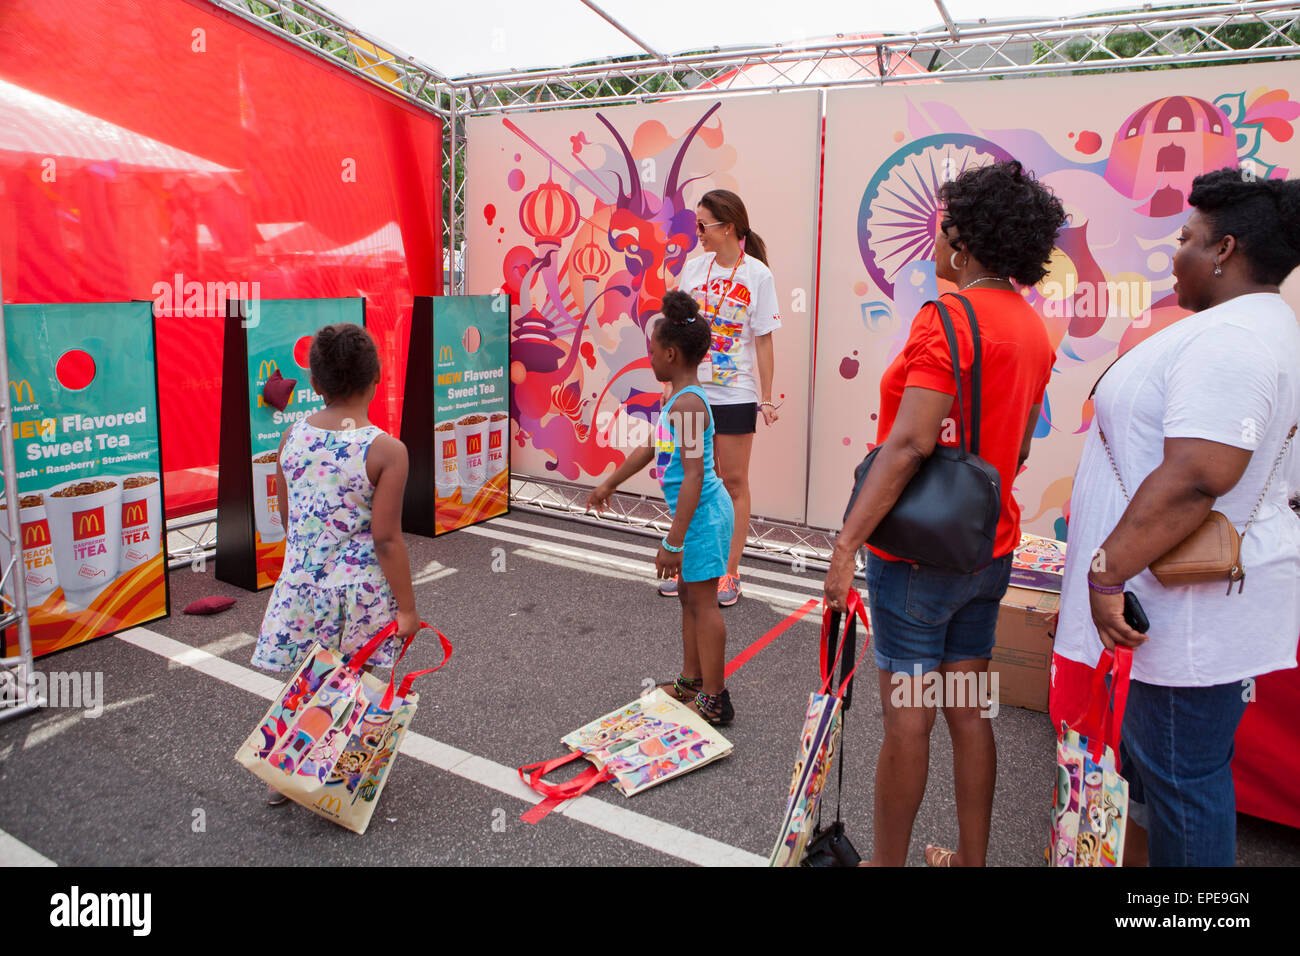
[659,189,781,608]
[1055,169,1300,866]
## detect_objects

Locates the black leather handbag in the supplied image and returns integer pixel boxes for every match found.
[843,293,1001,574]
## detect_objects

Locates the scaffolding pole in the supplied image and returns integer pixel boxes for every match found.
[0,258,44,723]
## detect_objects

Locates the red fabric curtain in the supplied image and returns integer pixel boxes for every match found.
[0,0,443,517]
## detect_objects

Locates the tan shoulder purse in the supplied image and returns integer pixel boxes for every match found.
[1099,423,1297,593]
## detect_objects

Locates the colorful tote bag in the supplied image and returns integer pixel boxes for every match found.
[517,689,732,823]
[1051,646,1131,867]
[769,590,871,867]
[235,621,451,834]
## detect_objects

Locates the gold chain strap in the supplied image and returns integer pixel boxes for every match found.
[1242,423,1298,539]
[1098,424,1297,526]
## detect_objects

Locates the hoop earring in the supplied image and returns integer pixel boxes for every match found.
[950,251,962,271]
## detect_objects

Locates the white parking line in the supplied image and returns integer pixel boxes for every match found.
[115,627,766,868]
[0,826,56,867]
[491,515,827,589]
[460,522,824,611]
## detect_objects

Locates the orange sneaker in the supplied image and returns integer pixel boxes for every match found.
[717,574,741,607]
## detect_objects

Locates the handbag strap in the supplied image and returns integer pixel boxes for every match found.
[1241,423,1298,539]
[948,293,983,458]
[924,298,970,456]
[1100,423,1297,534]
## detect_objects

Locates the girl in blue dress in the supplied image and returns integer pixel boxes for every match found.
[587,291,736,724]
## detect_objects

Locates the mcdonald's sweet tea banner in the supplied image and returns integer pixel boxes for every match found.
[3,302,167,657]
[466,92,821,523]
[432,296,509,533]
[246,299,365,589]
[811,63,1300,535]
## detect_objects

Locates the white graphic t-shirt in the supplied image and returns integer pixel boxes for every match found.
[676,253,782,405]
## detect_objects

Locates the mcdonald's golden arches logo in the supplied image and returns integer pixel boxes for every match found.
[315,794,342,815]
[123,501,149,528]
[439,345,455,364]
[258,360,279,380]
[73,506,105,541]
[22,520,50,547]
[8,380,34,404]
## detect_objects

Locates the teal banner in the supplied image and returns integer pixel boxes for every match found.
[3,301,167,656]
[242,298,364,587]
[432,296,509,532]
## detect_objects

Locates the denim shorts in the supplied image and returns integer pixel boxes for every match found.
[1118,679,1251,867]
[864,552,1013,674]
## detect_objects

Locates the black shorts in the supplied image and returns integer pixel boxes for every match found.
[710,401,758,435]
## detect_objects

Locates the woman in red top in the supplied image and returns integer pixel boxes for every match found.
[823,161,1066,866]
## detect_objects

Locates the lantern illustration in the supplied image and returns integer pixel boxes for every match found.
[572,237,611,308]
[519,177,580,246]
[517,176,580,315]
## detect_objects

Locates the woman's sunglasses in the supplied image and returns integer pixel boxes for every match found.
[696,220,727,235]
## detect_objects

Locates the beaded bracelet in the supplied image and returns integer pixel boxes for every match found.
[661,537,684,553]
[1086,575,1124,595]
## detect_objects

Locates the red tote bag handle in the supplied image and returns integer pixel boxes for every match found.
[346,620,401,672]
[819,589,873,699]
[387,628,454,708]
[517,753,613,823]
[345,621,454,709]
[1065,645,1133,768]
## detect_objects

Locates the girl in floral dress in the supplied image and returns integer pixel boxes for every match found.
[251,324,419,802]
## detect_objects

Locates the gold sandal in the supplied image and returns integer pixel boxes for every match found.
[925,844,956,867]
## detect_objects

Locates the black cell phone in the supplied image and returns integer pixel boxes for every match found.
[1123,591,1149,634]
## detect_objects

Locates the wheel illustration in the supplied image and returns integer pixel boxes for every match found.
[858,134,1014,298]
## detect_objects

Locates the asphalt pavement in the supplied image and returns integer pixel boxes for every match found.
[2,508,1297,866]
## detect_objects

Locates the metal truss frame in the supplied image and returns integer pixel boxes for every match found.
[165,513,218,572]
[203,0,1300,561]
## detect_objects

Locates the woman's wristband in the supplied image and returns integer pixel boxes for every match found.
[1086,574,1124,595]
[661,537,684,553]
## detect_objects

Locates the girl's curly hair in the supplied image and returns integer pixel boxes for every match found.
[654,289,710,364]
[939,160,1068,286]
[309,323,380,399]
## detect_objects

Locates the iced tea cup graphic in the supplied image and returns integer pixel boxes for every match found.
[45,478,123,610]
[434,420,459,498]
[119,474,163,572]
[487,412,508,479]
[454,413,490,496]
[251,452,285,544]
[0,492,59,605]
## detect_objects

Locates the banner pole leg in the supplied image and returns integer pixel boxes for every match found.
[0,256,43,721]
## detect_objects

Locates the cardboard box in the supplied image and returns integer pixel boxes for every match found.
[990,585,1059,712]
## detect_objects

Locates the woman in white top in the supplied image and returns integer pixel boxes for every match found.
[1055,169,1300,866]
[659,189,781,608]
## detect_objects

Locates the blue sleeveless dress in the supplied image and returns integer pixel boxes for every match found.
[654,385,734,582]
